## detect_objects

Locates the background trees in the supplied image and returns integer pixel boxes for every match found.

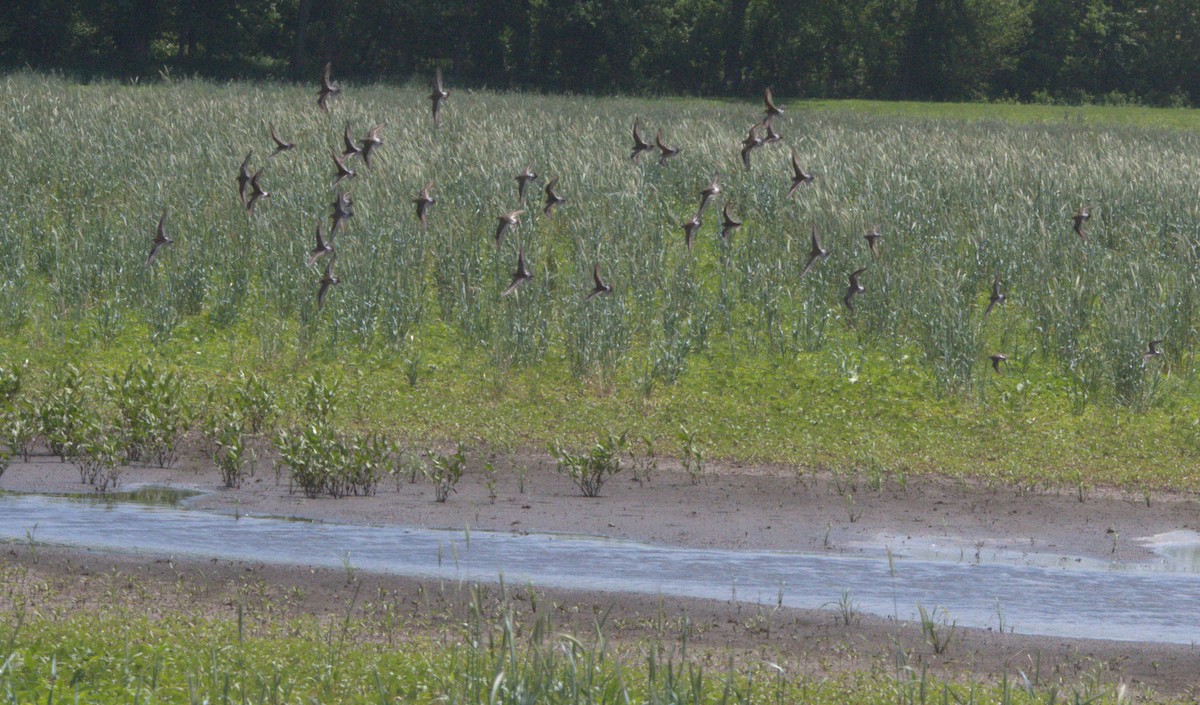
[0,0,1195,106]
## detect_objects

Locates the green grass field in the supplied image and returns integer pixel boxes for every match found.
[3,71,1200,490]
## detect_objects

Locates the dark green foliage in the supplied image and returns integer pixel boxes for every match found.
[0,0,1196,106]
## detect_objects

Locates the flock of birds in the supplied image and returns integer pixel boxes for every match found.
[142,65,1167,373]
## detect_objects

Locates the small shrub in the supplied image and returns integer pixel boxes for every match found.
[344,432,393,497]
[550,431,627,498]
[235,371,278,435]
[71,418,123,491]
[274,425,338,499]
[0,359,24,405]
[105,360,189,467]
[1,403,37,462]
[38,365,90,461]
[425,445,466,502]
[208,409,254,489]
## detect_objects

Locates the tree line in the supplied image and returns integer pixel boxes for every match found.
[2,0,1197,106]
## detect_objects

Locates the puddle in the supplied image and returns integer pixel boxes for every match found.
[846,532,1200,574]
[1,493,1198,645]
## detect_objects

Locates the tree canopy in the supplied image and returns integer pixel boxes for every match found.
[1,0,1196,105]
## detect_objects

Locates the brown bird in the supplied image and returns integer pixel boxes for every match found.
[1072,206,1090,240]
[317,62,340,112]
[329,190,354,240]
[317,258,339,310]
[235,151,253,208]
[429,68,449,127]
[788,148,815,197]
[586,263,612,300]
[342,122,362,160]
[146,210,173,266]
[720,200,742,243]
[682,213,703,252]
[763,87,784,120]
[1143,340,1163,362]
[331,148,355,184]
[515,165,538,204]
[495,209,524,248]
[989,353,1008,373]
[307,221,333,268]
[268,123,295,158]
[698,175,721,216]
[630,120,653,161]
[246,169,269,213]
[358,124,383,168]
[740,122,765,169]
[763,120,782,144]
[799,224,828,278]
[655,130,680,165]
[543,177,566,216]
[864,226,882,257]
[413,183,435,228]
[983,274,1005,320]
[501,248,533,296]
[843,267,867,313]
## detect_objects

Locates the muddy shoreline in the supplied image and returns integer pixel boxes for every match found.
[2,449,1199,698]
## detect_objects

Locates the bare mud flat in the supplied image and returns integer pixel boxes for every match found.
[2,449,1199,698]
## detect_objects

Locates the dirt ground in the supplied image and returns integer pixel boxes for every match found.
[2,446,1199,699]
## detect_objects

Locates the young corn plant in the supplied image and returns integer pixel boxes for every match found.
[676,425,706,484]
[550,431,628,498]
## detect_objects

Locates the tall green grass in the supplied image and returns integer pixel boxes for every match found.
[4,72,1200,487]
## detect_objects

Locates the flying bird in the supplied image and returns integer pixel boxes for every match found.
[763,121,782,144]
[515,165,538,204]
[502,248,533,296]
[495,209,524,248]
[543,177,566,216]
[1072,206,1090,240]
[236,151,253,208]
[413,183,435,228]
[720,200,742,243]
[146,210,173,266]
[329,190,354,239]
[682,214,702,251]
[307,221,333,268]
[630,120,653,161]
[983,275,1005,320]
[788,148,815,197]
[430,67,449,127]
[342,122,362,160]
[989,354,1008,373]
[268,123,295,158]
[698,175,721,216]
[864,226,882,257]
[799,224,829,278]
[740,122,765,169]
[843,267,867,313]
[317,258,339,310]
[1143,340,1163,361]
[586,264,612,300]
[763,87,784,120]
[359,124,383,167]
[655,130,680,165]
[317,62,340,112]
[331,148,355,184]
[246,169,269,213]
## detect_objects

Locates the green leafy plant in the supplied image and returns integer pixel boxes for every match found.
[676,426,706,484]
[207,409,254,489]
[425,445,466,503]
[234,371,278,435]
[550,431,628,498]
[71,417,123,491]
[918,605,957,655]
[38,365,90,461]
[105,360,189,467]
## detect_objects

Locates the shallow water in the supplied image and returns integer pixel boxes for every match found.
[2,491,1198,645]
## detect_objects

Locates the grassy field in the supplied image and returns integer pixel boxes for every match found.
[0,561,1135,705]
[3,71,1200,490]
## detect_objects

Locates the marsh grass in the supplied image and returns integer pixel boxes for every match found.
[4,73,1200,489]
